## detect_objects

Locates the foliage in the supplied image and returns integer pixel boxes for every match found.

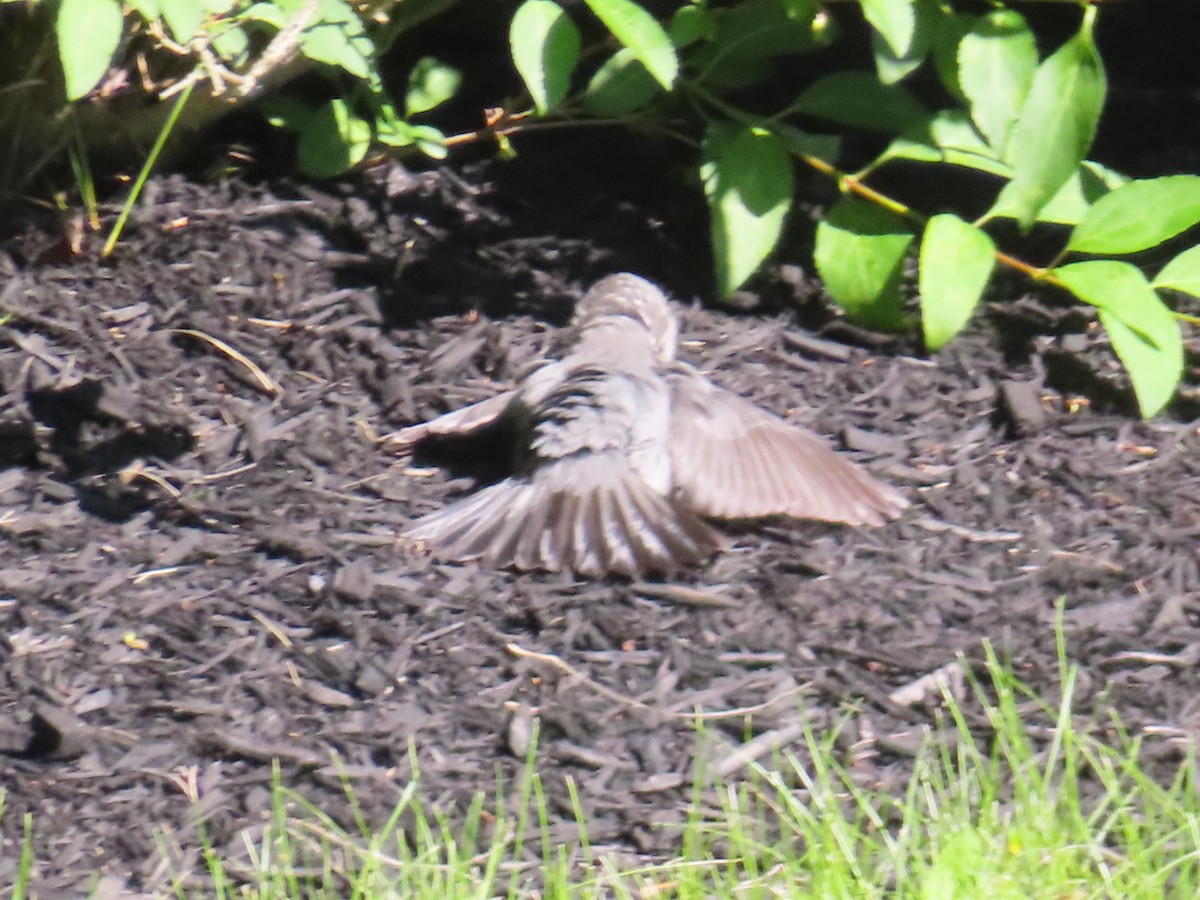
[505,0,1196,418]
[12,0,1198,416]
[7,0,459,178]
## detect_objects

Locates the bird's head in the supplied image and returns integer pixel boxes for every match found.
[573,273,678,362]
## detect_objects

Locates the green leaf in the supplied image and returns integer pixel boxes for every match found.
[298,0,372,79]
[928,9,973,98]
[510,0,580,114]
[783,0,818,20]
[241,1,287,28]
[57,0,124,100]
[159,0,206,42]
[1016,160,1125,226]
[582,0,677,89]
[126,0,160,21]
[702,124,794,297]
[880,109,1009,177]
[582,48,661,117]
[211,21,250,64]
[689,0,826,87]
[1153,244,1200,298]
[919,214,995,349]
[774,124,840,165]
[813,197,913,329]
[1067,175,1200,254]
[791,71,929,133]
[405,57,461,117]
[860,0,914,57]
[297,99,371,178]
[410,123,449,160]
[1054,260,1183,417]
[958,9,1037,156]
[871,0,935,85]
[989,11,1106,228]
[668,4,712,48]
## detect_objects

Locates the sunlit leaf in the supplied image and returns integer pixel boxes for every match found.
[510,0,580,114]
[405,57,462,117]
[988,11,1105,228]
[583,0,677,89]
[860,0,914,57]
[702,124,794,296]
[1067,175,1200,254]
[159,0,206,42]
[957,9,1037,156]
[298,99,371,178]
[57,0,123,100]
[880,109,1009,177]
[1153,244,1200,299]
[814,197,913,329]
[583,48,661,116]
[1054,260,1183,417]
[920,214,996,349]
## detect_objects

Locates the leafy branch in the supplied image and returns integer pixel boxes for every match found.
[503,0,1195,418]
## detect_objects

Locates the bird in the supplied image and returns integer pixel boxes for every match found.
[388,273,907,577]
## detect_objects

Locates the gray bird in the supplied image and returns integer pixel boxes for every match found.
[390,273,907,577]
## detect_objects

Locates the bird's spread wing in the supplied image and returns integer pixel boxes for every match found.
[667,368,907,526]
[383,390,518,449]
[402,454,722,577]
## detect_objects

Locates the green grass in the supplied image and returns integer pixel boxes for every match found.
[5,624,1200,898]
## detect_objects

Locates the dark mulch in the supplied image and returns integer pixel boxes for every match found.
[1,134,1199,894]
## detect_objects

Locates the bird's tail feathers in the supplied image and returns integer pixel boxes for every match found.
[403,457,721,577]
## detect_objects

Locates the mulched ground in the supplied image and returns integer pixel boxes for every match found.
[1,132,1199,895]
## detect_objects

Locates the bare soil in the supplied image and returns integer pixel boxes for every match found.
[1,134,1198,894]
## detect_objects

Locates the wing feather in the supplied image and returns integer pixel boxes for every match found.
[402,455,721,577]
[667,366,907,525]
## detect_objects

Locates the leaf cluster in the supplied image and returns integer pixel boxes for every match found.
[504,0,1196,418]
[18,0,1200,417]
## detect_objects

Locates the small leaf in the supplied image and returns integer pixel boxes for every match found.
[298,0,372,79]
[860,0,914,57]
[159,0,206,42]
[668,5,712,48]
[57,0,124,100]
[1067,175,1200,254]
[928,9,973,98]
[297,99,371,178]
[989,10,1106,228]
[919,214,996,349]
[241,1,287,27]
[510,0,581,114]
[791,71,929,133]
[880,109,1009,177]
[582,0,677,89]
[211,22,250,64]
[702,124,794,297]
[871,0,936,86]
[813,197,913,329]
[410,124,449,160]
[990,159,1125,226]
[405,57,461,117]
[126,0,160,21]
[1153,244,1200,299]
[582,48,661,117]
[957,9,1037,156]
[1054,260,1183,417]
[774,124,840,165]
